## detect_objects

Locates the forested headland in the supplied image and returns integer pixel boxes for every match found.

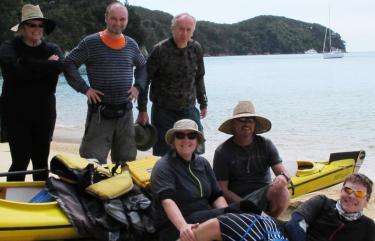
[0,0,346,56]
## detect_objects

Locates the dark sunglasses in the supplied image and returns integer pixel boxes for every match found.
[235,117,256,123]
[24,22,44,29]
[342,186,367,198]
[175,132,198,140]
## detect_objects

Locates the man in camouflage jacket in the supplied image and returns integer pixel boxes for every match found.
[137,13,208,156]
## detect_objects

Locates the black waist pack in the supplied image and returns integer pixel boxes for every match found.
[95,102,132,119]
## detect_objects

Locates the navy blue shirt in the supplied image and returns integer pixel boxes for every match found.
[151,150,222,228]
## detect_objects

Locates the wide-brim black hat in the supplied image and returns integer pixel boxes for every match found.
[134,123,158,151]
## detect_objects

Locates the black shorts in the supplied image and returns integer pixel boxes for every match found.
[243,185,270,213]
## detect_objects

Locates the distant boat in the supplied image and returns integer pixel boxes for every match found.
[322,9,344,59]
[305,49,317,54]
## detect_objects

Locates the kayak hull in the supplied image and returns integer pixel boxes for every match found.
[288,150,365,198]
[0,181,79,241]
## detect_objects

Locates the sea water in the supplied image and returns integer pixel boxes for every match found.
[1,52,374,178]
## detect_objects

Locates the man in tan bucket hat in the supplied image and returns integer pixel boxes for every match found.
[213,100,290,217]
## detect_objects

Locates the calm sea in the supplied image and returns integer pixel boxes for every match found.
[1,52,374,178]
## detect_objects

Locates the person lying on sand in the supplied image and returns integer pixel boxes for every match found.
[180,173,374,241]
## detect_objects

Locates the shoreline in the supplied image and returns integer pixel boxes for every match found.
[0,128,374,220]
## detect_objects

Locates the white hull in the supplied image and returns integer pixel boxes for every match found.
[323,51,344,59]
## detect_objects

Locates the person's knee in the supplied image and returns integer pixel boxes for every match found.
[266,185,290,217]
[193,218,222,241]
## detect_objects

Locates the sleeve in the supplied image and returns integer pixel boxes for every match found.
[19,42,64,76]
[150,158,177,203]
[0,41,16,64]
[63,39,90,94]
[212,145,230,181]
[131,39,147,92]
[0,40,29,83]
[294,195,327,224]
[194,42,207,109]
[285,212,307,241]
[137,45,159,112]
[265,138,282,166]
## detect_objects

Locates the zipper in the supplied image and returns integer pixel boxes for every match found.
[189,163,203,197]
[328,223,345,241]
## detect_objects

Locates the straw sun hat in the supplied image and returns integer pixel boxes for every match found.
[218,100,272,135]
[11,4,56,35]
[165,119,205,145]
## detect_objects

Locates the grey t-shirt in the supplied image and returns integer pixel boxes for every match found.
[213,135,282,197]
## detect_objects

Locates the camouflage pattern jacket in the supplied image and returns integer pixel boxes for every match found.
[138,38,207,111]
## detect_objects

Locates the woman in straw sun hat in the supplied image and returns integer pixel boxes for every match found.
[151,119,254,241]
[213,100,290,218]
[0,4,64,181]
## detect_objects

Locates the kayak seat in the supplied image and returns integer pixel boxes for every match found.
[329,150,364,163]
[296,160,324,177]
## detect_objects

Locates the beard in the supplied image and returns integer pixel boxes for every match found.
[107,26,124,35]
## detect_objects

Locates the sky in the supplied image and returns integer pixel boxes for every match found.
[130,0,375,52]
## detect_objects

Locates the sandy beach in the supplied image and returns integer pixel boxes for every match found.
[0,127,374,220]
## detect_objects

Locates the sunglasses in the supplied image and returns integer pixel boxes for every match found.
[235,117,256,123]
[24,22,44,29]
[342,186,367,198]
[175,132,198,140]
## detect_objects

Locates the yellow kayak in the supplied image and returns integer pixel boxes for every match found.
[0,181,79,241]
[125,151,366,199]
[288,150,365,198]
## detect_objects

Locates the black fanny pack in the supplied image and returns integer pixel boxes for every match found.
[92,102,132,119]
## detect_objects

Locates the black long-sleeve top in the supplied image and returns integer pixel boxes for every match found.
[0,37,64,103]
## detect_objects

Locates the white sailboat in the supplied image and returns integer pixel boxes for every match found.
[322,9,344,59]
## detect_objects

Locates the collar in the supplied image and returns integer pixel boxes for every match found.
[169,37,193,49]
[170,150,197,165]
[99,31,126,49]
[336,200,363,221]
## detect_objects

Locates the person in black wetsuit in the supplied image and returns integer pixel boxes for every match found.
[0,4,64,181]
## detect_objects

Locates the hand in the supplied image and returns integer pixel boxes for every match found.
[48,54,59,61]
[127,87,139,102]
[273,174,289,186]
[179,223,199,241]
[137,112,149,126]
[85,88,104,104]
[200,107,207,118]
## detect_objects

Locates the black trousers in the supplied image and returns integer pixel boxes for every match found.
[4,97,56,181]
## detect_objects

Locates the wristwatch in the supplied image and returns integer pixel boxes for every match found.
[279,172,290,182]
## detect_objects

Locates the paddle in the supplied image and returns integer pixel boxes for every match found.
[0,168,48,177]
